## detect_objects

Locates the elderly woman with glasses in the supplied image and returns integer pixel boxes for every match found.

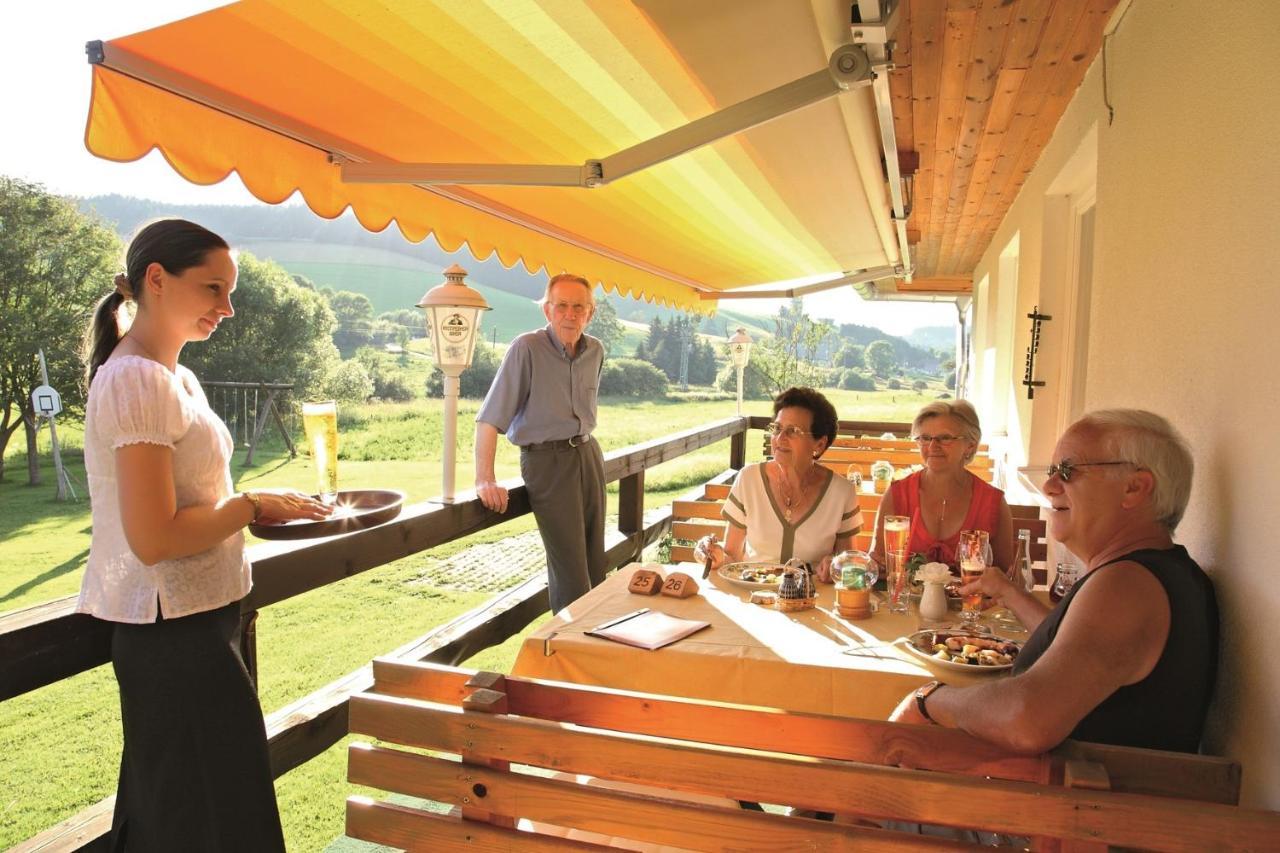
[871,400,1014,574]
[698,387,862,576]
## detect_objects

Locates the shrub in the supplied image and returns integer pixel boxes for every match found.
[945,371,956,390]
[374,372,416,402]
[839,369,876,391]
[911,379,928,392]
[322,359,375,404]
[886,378,902,390]
[600,358,669,397]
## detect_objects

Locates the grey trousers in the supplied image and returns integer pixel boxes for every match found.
[520,437,607,613]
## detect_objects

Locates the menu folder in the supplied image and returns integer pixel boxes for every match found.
[585,608,711,651]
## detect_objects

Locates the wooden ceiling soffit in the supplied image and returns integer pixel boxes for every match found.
[895,275,972,293]
[890,0,1119,280]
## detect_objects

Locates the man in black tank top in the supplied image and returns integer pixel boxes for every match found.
[889,410,1218,755]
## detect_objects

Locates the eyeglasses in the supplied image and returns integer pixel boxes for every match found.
[767,422,812,439]
[913,434,961,446]
[551,301,591,315]
[1044,459,1134,482]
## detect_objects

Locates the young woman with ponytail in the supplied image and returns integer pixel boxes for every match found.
[79,219,329,851]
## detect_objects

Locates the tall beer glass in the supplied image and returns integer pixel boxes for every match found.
[302,400,338,504]
[883,515,911,614]
[958,529,991,624]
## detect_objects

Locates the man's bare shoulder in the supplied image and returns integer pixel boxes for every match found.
[1054,561,1170,668]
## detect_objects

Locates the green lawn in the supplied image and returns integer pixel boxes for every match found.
[0,388,932,849]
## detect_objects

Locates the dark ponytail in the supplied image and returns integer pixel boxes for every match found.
[82,219,229,386]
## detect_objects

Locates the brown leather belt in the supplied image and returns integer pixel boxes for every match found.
[520,435,591,452]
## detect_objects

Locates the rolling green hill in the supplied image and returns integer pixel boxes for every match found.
[238,240,547,345]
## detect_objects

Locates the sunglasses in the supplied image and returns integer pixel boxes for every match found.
[1044,459,1134,482]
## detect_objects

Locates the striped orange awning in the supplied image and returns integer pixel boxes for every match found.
[85,0,902,311]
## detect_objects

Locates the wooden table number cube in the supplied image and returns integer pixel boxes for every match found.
[660,572,699,599]
[628,569,663,596]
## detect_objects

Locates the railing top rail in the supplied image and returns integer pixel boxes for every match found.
[746,415,913,436]
[0,416,748,702]
[202,381,295,390]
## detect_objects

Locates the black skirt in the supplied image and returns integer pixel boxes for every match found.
[109,600,285,852]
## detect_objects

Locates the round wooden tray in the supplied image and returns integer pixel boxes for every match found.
[249,489,404,540]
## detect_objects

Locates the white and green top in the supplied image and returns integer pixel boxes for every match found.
[721,463,862,564]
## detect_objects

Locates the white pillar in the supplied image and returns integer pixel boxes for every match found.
[441,373,460,503]
[735,365,744,416]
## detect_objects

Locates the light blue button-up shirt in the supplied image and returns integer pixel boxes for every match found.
[476,325,603,446]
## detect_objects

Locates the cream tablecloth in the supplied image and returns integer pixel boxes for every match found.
[512,563,1026,719]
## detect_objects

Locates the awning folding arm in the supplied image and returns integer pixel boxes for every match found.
[339,44,876,189]
[700,265,900,301]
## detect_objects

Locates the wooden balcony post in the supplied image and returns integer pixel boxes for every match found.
[730,428,746,470]
[618,470,645,562]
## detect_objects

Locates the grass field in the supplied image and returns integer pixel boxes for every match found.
[0,388,934,849]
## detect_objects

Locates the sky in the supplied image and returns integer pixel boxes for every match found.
[2,2,957,337]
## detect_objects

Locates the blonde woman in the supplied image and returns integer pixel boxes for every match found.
[871,400,1014,572]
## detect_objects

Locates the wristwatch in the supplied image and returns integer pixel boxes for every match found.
[914,680,944,723]
[242,491,262,522]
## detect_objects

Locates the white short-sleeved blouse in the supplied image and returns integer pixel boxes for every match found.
[721,463,862,564]
[77,356,249,623]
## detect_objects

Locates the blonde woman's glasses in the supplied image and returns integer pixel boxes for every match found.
[914,434,961,446]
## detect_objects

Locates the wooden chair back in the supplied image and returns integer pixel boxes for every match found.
[346,662,1272,852]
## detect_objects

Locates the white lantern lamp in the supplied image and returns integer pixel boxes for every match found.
[418,263,490,503]
[728,328,753,416]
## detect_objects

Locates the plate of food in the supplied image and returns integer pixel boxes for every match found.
[718,560,788,590]
[902,629,1021,673]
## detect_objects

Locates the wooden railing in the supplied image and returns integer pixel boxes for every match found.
[3,415,750,851]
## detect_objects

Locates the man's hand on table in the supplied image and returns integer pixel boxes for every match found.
[888,689,933,726]
[476,480,509,513]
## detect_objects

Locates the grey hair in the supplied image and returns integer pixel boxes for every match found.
[541,273,594,304]
[913,400,982,462]
[1074,409,1194,532]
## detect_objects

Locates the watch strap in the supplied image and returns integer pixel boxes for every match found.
[915,680,943,723]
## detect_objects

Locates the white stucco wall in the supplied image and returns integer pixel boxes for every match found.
[970,0,1280,808]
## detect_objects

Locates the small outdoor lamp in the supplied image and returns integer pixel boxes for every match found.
[418,263,490,503]
[728,328,753,416]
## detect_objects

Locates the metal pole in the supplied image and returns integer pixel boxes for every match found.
[441,374,459,503]
[38,350,69,501]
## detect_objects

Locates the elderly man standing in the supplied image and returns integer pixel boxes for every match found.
[474,273,605,613]
[892,409,1218,754]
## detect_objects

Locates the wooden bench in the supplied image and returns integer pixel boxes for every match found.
[345,662,1279,851]
[817,446,995,482]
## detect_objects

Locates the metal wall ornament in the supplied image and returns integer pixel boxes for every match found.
[1023,306,1052,399]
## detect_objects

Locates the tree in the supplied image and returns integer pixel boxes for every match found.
[912,379,928,392]
[837,343,865,370]
[0,178,120,482]
[586,295,625,356]
[182,253,340,402]
[379,308,427,339]
[328,290,375,351]
[865,339,897,377]
[749,303,834,395]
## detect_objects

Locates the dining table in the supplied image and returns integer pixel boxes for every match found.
[511,562,1031,719]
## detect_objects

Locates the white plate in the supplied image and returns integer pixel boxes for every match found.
[717,561,787,590]
[900,630,1021,673]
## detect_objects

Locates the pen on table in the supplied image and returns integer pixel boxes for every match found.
[591,608,650,632]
